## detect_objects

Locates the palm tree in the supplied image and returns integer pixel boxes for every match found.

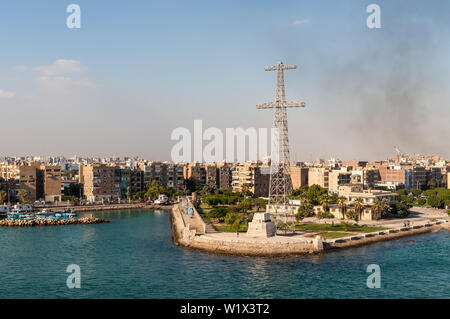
[372,198,392,219]
[320,194,330,212]
[17,189,30,204]
[0,190,7,205]
[353,198,365,220]
[337,196,347,219]
[380,198,391,217]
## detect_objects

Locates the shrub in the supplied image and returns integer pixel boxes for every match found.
[416,198,426,206]
[345,210,359,222]
[316,210,333,219]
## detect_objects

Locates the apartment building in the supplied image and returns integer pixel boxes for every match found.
[166,163,184,189]
[231,162,270,197]
[37,165,62,202]
[290,165,308,189]
[130,168,143,195]
[350,168,380,189]
[378,165,420,189]
[140,162,184,189]
[426,167,443,187]
[308,167,329,189]
[0,162,61,203]
[328,170,351,193]
[184,162,206,186]
[79,164,116,203]
[217,162,232,190]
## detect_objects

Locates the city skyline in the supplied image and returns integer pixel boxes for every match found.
[1,1,450,160]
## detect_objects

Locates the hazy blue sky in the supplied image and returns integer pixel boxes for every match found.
[1,0,449,161]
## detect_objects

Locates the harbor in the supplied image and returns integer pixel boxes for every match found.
[1,208,448,299]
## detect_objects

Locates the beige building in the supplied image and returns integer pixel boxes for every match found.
[311,185,397,221]
[328,170,351,193]
[308,167,329,189]
[290,165,308,189]
[231,162,269,197]
[0,162,61,203]
[79,164,116,203]
[448,172,450,189]
[38,165,62,202]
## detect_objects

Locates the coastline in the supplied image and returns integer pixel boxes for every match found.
[35,202,174,213]
[169,203,450,257]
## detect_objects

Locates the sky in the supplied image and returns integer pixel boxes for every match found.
[0,0,449,161]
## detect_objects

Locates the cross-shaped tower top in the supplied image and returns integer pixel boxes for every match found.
[257,61,306,109]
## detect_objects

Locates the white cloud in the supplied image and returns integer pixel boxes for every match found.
[38,76,101,89]
[33,60,101,90]
[292,19,310,25]
[35,59,87,76]
[14,65,28,71]
[0,89,15,99]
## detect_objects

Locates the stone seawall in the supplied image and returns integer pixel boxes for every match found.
[170,204,321,257]
[170,203,450,257]
[325,221,448,251]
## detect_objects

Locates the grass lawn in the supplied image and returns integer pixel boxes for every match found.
[197,204,213,221]
[214,224,248,233]
[313,231,354,239]
[295,223,386,233]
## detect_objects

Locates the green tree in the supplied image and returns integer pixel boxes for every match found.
[393,201,410,217]
[297,203,314,219]
[240,184,253,197]
[17,189,30,204]
[307,184,327,205]
[427,195,444,208]
[225,212,244,234]
[207,207,228,221]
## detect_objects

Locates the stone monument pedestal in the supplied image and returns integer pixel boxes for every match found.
[246,212,276,238]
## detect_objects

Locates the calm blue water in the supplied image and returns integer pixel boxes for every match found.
[0,209,448,299]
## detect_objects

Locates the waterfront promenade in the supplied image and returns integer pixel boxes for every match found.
[170,200,450,257]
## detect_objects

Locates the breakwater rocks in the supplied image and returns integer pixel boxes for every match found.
[0,217,110,227]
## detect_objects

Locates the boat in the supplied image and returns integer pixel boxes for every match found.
[63,209,77,218]
[36,208,53,216]
[154,194,169,205]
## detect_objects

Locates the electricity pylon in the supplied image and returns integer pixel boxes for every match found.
[257,61,305,224]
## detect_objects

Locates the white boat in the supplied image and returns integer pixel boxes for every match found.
[154,194,169,205]
[13,204,34,213]
[36,208,52,216]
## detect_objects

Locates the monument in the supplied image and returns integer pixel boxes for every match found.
[246,212,276,238]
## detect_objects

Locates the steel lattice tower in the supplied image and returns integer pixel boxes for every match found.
[257,61,305,212]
